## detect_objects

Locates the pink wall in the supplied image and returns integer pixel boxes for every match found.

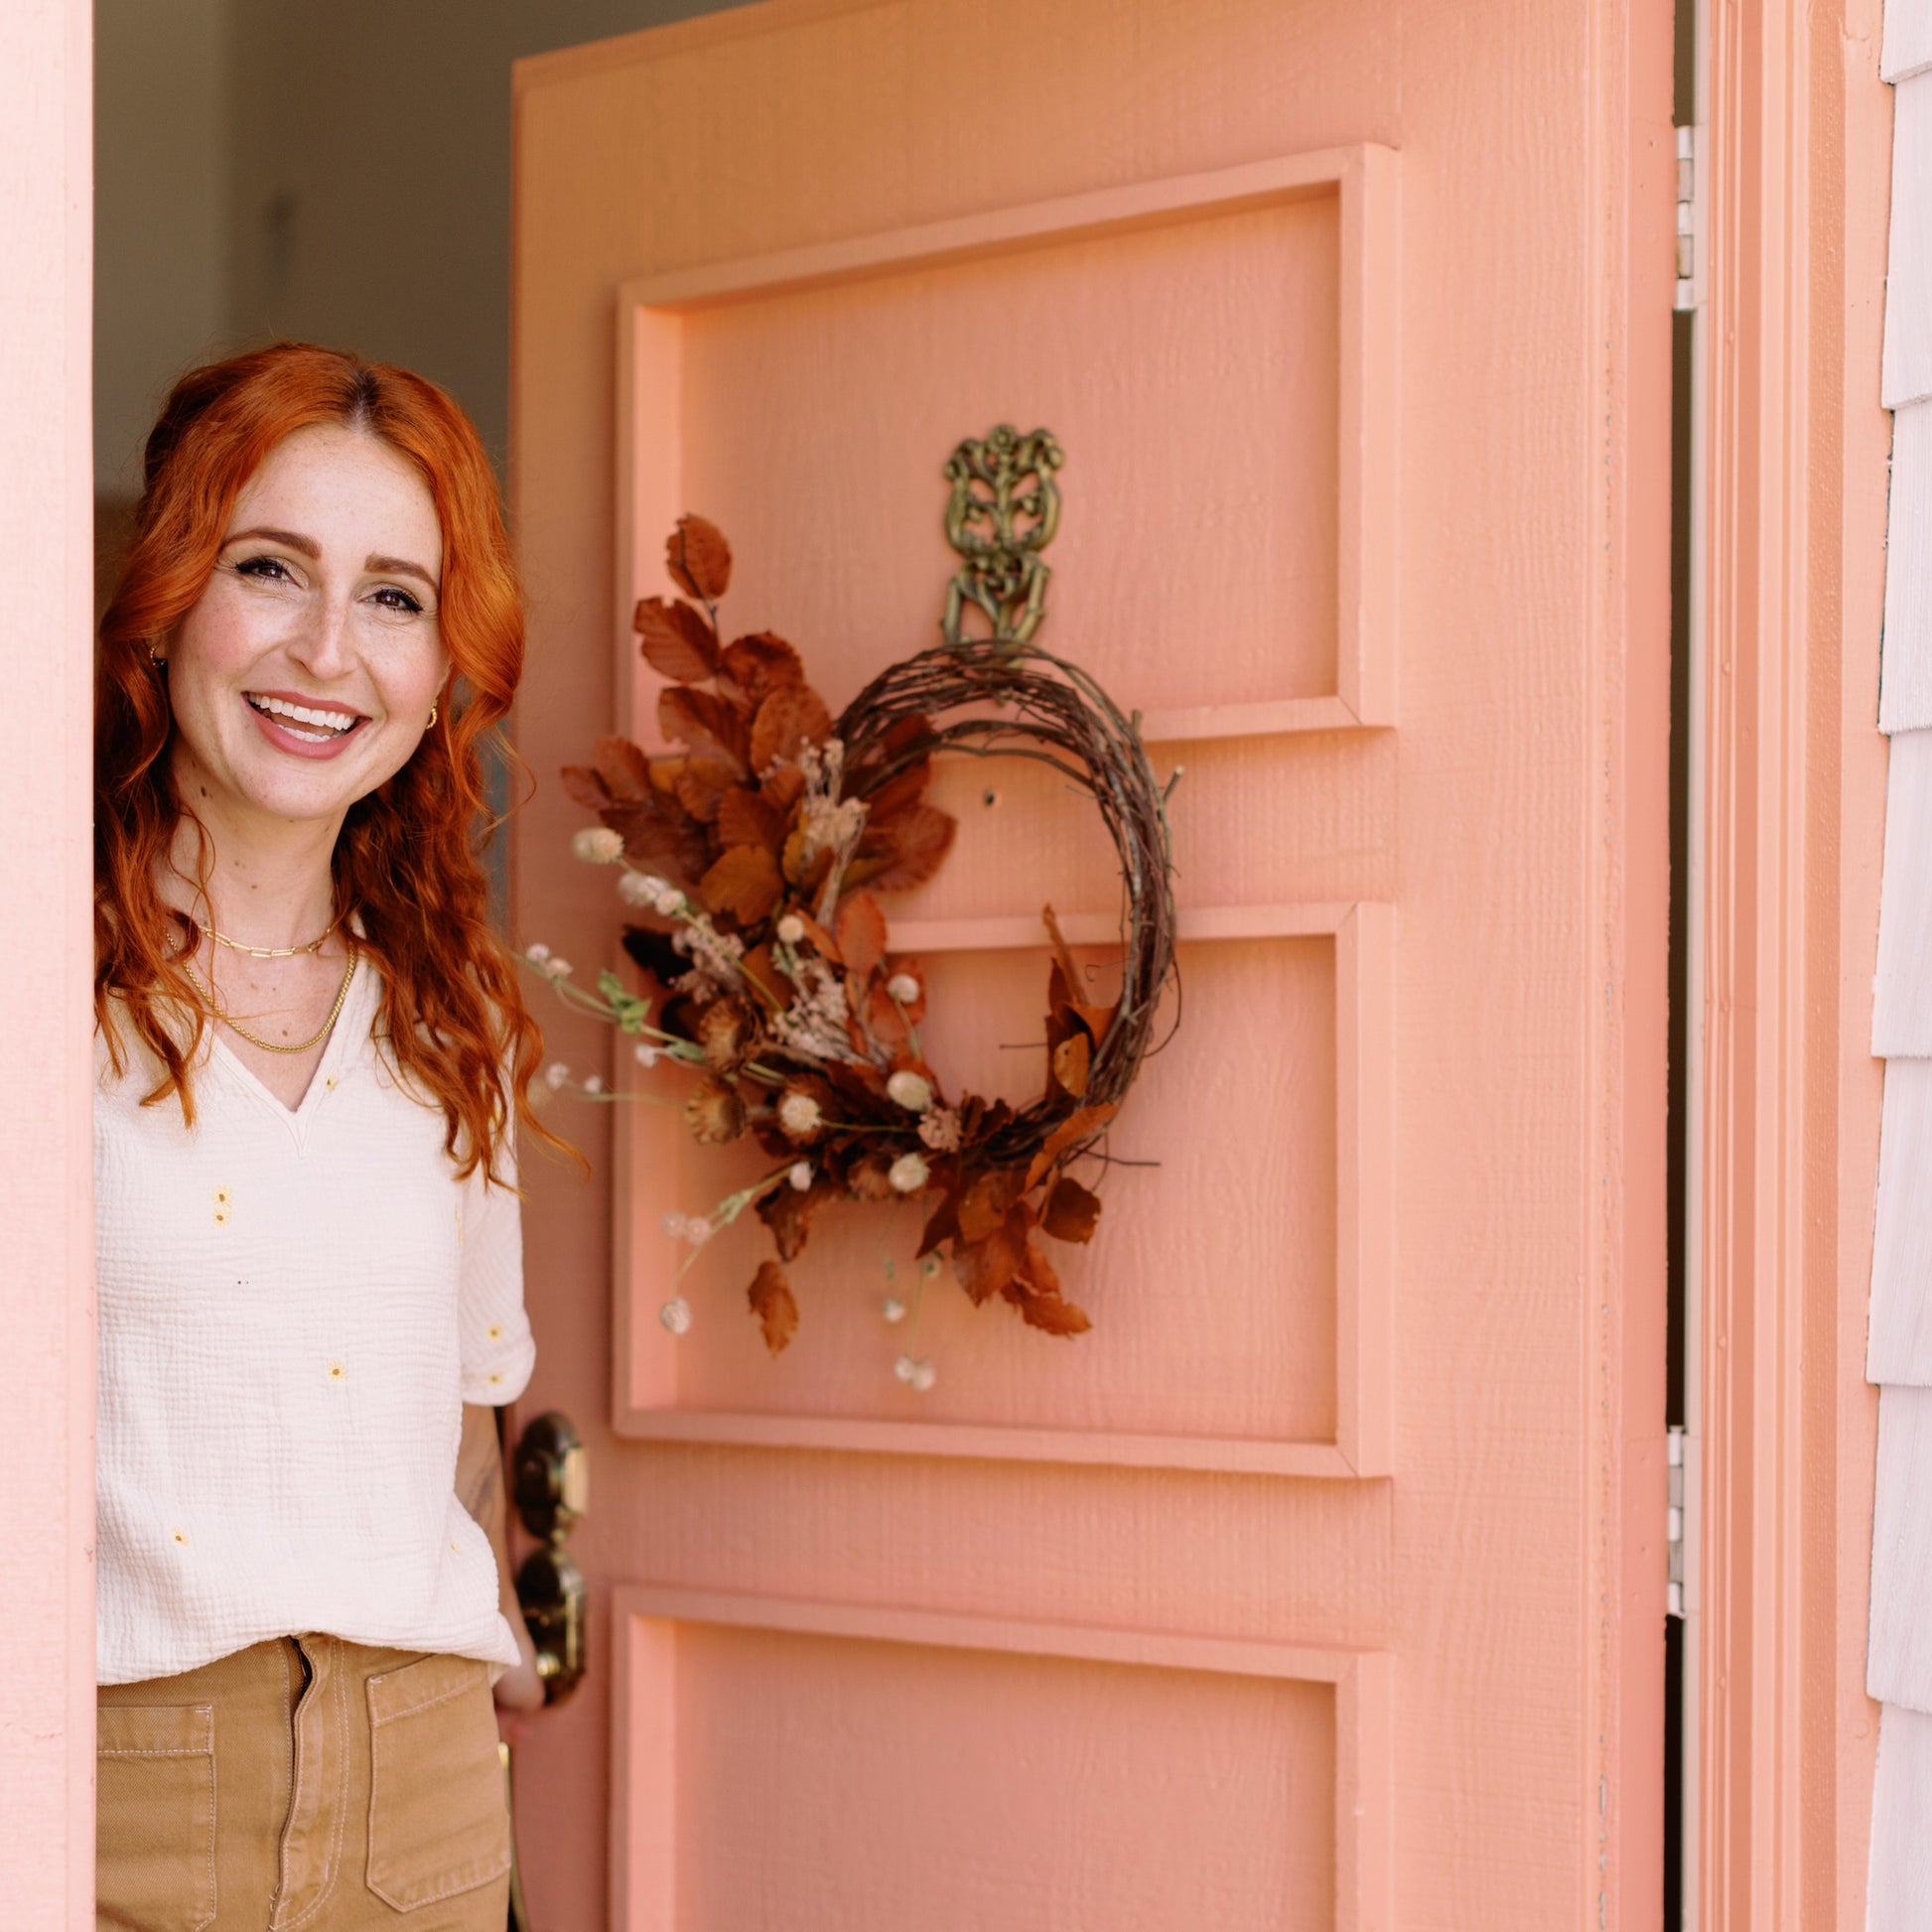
[0,0,97,1920]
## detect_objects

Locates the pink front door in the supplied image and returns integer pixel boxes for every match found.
[507,3,1674,1928]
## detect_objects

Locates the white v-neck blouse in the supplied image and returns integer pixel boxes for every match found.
[92,960,536,1685]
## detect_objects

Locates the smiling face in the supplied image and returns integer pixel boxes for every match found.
[163,422,449,841]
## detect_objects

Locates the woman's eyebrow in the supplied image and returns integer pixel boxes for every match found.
[365,554,438,590]
[224,524,320,556]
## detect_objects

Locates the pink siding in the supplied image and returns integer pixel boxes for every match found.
[0,0,96,1921]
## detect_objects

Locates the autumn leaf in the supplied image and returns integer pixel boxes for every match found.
[761,763,807,813]
[697,995,760,1073]
[865,980,909,1047]
[674,757,740,823]
[560,764,612,812]
[659,686,749,765]
[633,597,719,683]
[1041,1175,1102,1244]
[592,735,652,800]
[1024,1102,1119,1191]
[861,759,933,823]
[598,796,711,887]
[1050,1032,1091,1099]
[835,892,888,981]
[667,515,732,602]
[700,845,782,924]
[846,805,957,894]
[747,1259,798,1355]
[757,1173,836,1261]
[917,1182,962,1257]
[740,943,788,1007]
[792,911,842,963]
[716,786,786,854]
[1004,1242,1092,1335]
[750,684,833,772]
[721,632,804,703]
[953,1211,1029,1306]
[958,1168,1027,1245]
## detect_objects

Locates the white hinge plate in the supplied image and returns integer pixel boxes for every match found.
[1667,1425,1687,1617]
[1674,125,1697,312]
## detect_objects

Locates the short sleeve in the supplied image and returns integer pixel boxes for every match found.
[457,1140,535,1406]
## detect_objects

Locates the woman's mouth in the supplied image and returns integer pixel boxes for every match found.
[244,691,367,755]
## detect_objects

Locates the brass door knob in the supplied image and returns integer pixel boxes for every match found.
[510,1411,588,1706]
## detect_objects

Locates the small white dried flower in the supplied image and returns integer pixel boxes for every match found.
[524,942,552,965]
[684,1216,713,1247]
[634,1041,659,1067]
[887,1069,933,1113]
[582,1073,605,1095]
[572,826,624,864]
[889,1152,930,1194]
[886,972,921,1004]
[910,1359,937,1393]
[546,957,574,981]
[543,1061,571,1091]
[661,1210,689,1240]
[777,1090,824,1139]
[917,1106,962,1152]
[659,1297,692,1335]
[617,870,657,907]
[788,1161,812,1191]
[881,1297,906,1324]
[654,886,687,917]
[775,913,805,945]
[894,1353,917,1384]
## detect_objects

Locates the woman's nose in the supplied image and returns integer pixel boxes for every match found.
[288,591,353,678]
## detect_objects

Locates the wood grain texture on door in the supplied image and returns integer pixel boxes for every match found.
[508,2,1673,1927]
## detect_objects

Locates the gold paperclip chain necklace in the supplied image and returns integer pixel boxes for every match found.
[184,952,358,1056]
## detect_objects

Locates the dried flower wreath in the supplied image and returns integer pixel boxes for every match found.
[530,482,1176,1371]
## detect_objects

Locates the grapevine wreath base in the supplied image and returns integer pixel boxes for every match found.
[531,506,1177,1367]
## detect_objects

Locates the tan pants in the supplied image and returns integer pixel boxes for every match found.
[97,1635,511,1932]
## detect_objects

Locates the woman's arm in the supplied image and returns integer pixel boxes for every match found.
[457,1400,546,1714]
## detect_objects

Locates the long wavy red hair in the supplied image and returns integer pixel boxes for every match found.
[95,342,555,1183]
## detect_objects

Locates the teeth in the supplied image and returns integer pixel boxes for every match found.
[249,694,357,734]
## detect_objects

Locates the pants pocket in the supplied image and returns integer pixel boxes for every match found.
[96,1704,216,1932]
[364,1652,510,1912]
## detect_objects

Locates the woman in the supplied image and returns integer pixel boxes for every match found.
[93,343,555,1930]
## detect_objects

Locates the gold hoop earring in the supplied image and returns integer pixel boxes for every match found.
[149,647,165,669]
[427,702,439,729]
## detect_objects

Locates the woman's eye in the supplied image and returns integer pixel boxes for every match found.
[372,586,424,616]
[234,555,293,583]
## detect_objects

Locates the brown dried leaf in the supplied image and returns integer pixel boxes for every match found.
[667,515,732,601]
[953,1212,1028,1306]
[747,1259,798,1355]
[761,763,807,813]
[846,1154,897,1201]
[750,684,833,773]
[721,632,804,703]
[740,943,788,1007]
[917,1183,962,1257]
[958,1168,1027,1246]
[659,686,749,765]
[835,892,888,981]
[561,764,612,812]
[716,786,785,855]
[865,980,909,1048]
[1050,1032,1091,1099]
[1024,1102,1119,1192]
[674,757,740,823]
[792,911,841,963]
[1048,960,1118,1048]
[699,845,782,925]
[863,759,934,823]
[847,805,956,894]
[1041,1175,1102,1245]
[633,597,719,683]
[598,798,710,887]
[757,1173,837,1262]
[593,735,652,800]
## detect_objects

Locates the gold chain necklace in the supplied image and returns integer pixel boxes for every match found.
[184,952,358,1056]
[201,911,341,960]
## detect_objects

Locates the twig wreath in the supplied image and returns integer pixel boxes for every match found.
[528,427,1178,1376]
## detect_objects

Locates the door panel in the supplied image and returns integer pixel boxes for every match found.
[509,3,1672,1927]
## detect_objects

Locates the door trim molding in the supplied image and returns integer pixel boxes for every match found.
[1691,0,1889,1920]
[610,1583,1390,1932]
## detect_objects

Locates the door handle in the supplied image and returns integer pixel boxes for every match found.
[510,1411,588,1706]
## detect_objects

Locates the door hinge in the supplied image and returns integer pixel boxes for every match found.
[1667,1425,1687,1618]
[1674,126,1698,312]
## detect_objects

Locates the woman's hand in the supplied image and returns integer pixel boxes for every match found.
[495,1604,546,1719]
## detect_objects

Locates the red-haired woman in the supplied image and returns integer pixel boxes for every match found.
[94,344,551,1930]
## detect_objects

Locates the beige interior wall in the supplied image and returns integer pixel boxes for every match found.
[91,0,744,494]
[93,0,233,496]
